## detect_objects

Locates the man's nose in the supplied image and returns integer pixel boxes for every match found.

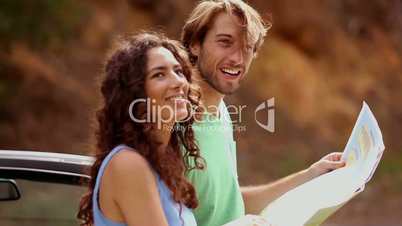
[228,48,244,65]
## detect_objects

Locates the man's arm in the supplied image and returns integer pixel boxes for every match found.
[241,152,346,214]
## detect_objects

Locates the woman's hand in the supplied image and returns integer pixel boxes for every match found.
[307,152,346,179]
[222,214,273,226]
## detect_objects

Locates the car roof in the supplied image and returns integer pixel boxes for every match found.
[0,150,94,185]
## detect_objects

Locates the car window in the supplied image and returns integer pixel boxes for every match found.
[0,179,87,226]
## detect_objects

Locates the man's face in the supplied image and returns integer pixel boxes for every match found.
[191,12,255,95]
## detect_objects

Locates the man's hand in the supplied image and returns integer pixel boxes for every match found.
[241,152,346,215]
[307,152,346,179]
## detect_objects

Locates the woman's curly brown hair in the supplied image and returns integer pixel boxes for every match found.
[77,32,204,226]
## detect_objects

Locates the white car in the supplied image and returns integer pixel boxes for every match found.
[0,150,94,226]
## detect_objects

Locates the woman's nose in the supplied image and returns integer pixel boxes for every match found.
[169,71,186,89]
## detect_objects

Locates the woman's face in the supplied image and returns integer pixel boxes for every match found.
[145,46,190,124]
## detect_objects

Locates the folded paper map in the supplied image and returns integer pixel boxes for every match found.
[260,102,385,226]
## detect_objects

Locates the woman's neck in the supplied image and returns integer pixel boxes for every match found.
[150,122,173,149]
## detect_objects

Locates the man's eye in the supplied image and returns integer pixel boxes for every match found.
[218,39,231,46]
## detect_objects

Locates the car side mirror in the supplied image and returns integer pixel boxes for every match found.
[0,179,21,201]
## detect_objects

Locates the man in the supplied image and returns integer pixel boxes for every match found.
[181,1,346,226]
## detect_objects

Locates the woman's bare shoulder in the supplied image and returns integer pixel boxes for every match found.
[106,148,154,183]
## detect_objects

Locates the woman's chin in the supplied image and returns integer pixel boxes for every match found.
[175,109,190,122]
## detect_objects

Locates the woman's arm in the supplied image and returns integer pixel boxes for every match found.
[108,150,169,226]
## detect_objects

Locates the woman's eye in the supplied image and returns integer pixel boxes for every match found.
[175,69,185,76]
[152,72,164,78]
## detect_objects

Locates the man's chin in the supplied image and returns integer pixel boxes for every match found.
[204,76,240,95]
[216,84,240,95]
[219,89,236,95]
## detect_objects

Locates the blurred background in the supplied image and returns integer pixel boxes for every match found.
[0,0,401,225]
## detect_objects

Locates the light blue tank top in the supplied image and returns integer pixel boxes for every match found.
[92,144,197,226]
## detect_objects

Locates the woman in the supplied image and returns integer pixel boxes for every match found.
[77,32,204,226]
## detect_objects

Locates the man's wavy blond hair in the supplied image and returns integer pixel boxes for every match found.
[181,0,271,64]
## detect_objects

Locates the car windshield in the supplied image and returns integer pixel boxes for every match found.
[0,179,86,226]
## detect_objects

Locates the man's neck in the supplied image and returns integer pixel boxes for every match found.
[194,73,224,116]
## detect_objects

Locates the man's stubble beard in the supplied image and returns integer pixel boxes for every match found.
[196,56,238,95]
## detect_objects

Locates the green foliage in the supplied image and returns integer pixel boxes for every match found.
[0,0,88,50]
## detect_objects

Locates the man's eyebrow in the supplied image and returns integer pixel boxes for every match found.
[215,34,233,39]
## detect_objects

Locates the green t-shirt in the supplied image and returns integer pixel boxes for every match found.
[187,101,245,226]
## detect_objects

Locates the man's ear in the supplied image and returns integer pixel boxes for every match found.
[190,42,200,57]
[253,51,258,59]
